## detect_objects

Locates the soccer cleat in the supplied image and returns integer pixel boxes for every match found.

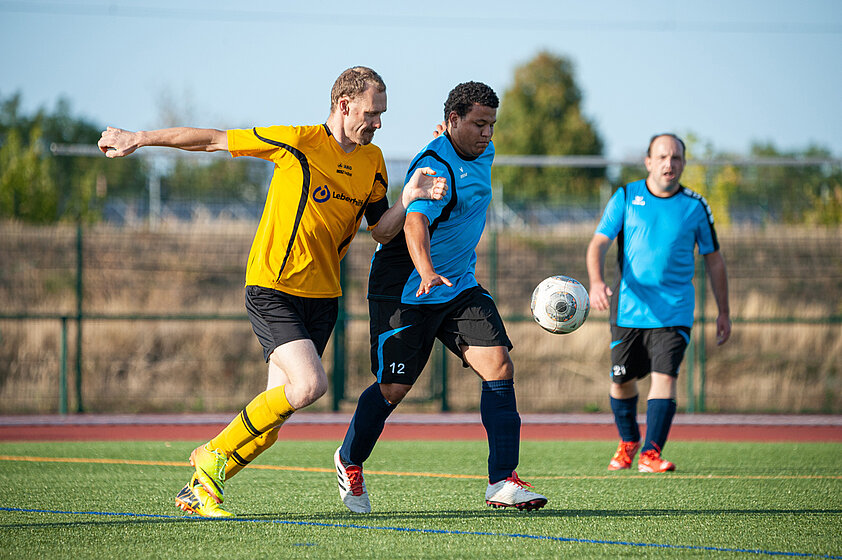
[334,447,371,513]
[190,443,228,503]
[608,440,641,471]
[638,449,676,473]
[175,475,234,518]
[485,471,548,511]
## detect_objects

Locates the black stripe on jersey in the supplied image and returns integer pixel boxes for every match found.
[365,197,389,227]
[374,172,387,190]
[252,128,311,281]
[610,185,626,328]
[363,174,390,227]
[366,150,456,301]
[614,185,627,277]
[406,149,457,236]
[679,186,720,251]
[337,191,373,255]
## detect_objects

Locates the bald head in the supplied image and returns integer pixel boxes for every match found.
[645,134,686,195]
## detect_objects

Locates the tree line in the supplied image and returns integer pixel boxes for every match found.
[2,51,840,224]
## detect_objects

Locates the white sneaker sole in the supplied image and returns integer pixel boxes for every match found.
[334,447,371,514]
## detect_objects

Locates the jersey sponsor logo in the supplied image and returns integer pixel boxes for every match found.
[459,166,468,179]
[313,184,366,207]
[313,185,331,203]
[332,191,366,207]
[336,163,352,177]
[632,195,646,206]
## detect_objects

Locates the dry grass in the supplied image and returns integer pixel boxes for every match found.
[0,221,840,414]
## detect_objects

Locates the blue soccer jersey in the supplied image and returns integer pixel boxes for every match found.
[596,179,719,328]
[367,133,493,304]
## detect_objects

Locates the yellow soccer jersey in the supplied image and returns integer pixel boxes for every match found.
[227,124,388,297]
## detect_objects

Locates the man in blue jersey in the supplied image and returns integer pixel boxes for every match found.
[586,133,731,473]
[333,82,547,513]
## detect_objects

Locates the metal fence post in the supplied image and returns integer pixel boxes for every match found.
[439,342,449,412]
[332,263,347,411]
[75,223,84,413]
[489,228,498,297]
[685,336,695,414]
[697,259,708,412]
[59,316,68,415]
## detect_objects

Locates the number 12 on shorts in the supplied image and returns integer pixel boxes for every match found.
[389,362,405,375]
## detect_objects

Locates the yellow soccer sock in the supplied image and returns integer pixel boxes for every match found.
[209,384,295,456]
[226,425,281,479]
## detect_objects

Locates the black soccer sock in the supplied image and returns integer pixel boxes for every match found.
[481,379,520,484]
[340,382,397,466]
[642,398,677,453]
[610,395,641,443]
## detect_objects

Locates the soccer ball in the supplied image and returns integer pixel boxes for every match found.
[530,275,590,334]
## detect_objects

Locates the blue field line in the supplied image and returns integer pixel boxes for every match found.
[2,506,840,559]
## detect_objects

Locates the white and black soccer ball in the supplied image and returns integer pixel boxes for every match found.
[530,275,590,334]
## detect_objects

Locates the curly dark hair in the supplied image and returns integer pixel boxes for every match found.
[443,81,499,120]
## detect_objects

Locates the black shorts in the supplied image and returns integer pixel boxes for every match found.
[609,325,691,384]
[245,285,338,362]
[369,286,512,385]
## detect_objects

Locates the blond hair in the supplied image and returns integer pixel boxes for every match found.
[330,66,386,111]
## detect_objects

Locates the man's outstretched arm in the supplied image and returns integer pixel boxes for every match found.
[98,126,228,158]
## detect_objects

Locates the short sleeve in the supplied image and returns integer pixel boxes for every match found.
[595,186,626,240]
[694,196,719,254]
[370,151,388,204]
[226,126,306,162]
[404,155,450,224]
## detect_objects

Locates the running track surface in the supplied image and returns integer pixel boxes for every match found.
[1,413,840,442]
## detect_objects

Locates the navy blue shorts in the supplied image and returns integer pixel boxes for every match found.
[369,286,512,385]
[245,285,338,362]
[609,325,691,384]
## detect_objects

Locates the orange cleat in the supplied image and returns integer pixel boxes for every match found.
[638,449,676,473]
[608,440,641,471]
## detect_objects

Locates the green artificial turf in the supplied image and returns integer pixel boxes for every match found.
[0,440,840,559]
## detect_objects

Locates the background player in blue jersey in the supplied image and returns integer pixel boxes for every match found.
[586,133,732,473]
[334,82,547,513]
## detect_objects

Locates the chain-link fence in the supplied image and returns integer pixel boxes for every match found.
[1,157,840,415]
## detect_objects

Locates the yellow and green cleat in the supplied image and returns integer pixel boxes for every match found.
[175,475,234,518]
[189,443,228,504]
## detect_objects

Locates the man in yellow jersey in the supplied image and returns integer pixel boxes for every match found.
[98,66,447,517]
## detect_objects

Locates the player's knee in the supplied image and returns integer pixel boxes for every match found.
[310,377,329,402]
[287,375,328,408]
[610,377,638,399]
[379,383,411,405]
[495,362,514,381]
[479,360,513,382]
[492,352,514,379]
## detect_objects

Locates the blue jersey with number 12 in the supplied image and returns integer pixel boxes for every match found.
[367,134,493,305]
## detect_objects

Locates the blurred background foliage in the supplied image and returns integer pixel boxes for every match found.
[1,50,840,225]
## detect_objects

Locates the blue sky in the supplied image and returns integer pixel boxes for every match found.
[2,0,841,159]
